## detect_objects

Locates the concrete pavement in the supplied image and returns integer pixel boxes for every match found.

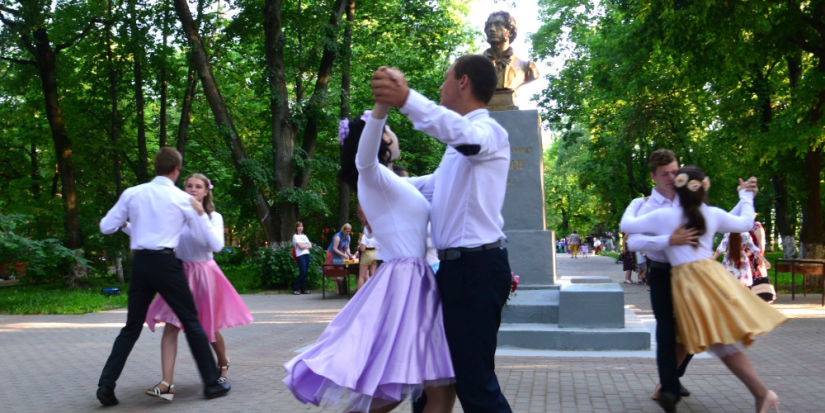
[2,252,823,412]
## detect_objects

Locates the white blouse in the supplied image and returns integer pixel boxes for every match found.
[293,234,311,257]
[620,190,754,267]
[356,115,430,260]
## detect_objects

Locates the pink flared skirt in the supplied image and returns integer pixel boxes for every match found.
[146,259,253,342]
[283,257,454,412]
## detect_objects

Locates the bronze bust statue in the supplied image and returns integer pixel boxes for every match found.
[483,11,539,93]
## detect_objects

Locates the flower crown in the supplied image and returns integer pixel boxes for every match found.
[674,173,710,192]
[338,111,373,146]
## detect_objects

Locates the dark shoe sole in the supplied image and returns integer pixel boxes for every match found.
[205,388,230,399]
[97,390,119,406]
[657,393,678,413]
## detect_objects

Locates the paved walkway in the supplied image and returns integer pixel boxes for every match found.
[2,253,824,412]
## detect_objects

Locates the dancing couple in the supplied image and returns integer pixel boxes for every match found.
[97,148,252,406]
[283,54,514,412]
[621,153,787,413]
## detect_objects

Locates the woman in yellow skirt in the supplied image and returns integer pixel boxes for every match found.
[621,166,787,413]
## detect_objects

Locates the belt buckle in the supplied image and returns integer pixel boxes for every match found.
[439,250,462,261]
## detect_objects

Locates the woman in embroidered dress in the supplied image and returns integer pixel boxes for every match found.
[138,174,254,400]
[283,103,455,412]
[713,232,765,287]
[621,166,786,413]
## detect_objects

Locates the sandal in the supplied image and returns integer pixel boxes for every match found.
[293,291,301,295]
[146,380,174,401]
[217,362,230,384]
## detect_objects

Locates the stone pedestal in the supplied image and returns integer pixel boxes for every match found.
[489,89,518,111]
[489,110,555,286]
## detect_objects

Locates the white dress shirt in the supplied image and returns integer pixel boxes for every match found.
[625,188,679,263]
[621,190,754,267]
[402,90,510,250]
[100,176,213,250]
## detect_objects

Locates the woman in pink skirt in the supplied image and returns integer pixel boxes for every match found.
[133,173,253,401]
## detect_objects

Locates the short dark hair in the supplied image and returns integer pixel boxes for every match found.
[453,55,497,104]
[649,149,676,174]
[154,147,182,176]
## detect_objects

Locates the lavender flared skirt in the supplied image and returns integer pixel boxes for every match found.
[283,256,454,412]
[146,259,253,342]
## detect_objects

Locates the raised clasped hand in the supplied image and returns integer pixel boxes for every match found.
[371,66,409,107]
[736,177,758,194]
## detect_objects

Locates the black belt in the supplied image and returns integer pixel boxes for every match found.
[364,247,376,250]
[134,248,175,255]
[438,241,502,261]
[649,260,671,270]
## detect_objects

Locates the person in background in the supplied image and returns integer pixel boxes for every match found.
[357,224,379,290]
[569,231,582,258]
[713,232,764,288]
[328,224,353,264]
[621,234,637,284]
[293,221,313,295]
[636,251,648,285]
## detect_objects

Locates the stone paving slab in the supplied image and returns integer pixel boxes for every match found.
[2,253,823,412]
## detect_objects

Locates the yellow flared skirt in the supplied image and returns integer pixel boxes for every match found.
[671,259,788,355]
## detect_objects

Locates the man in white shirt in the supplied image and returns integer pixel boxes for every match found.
[625,149,757,413]
[96,148,230,405]
[372,55,512,413]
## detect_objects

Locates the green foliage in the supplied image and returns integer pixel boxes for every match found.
[253,242,326,289]
[0,214,88,283]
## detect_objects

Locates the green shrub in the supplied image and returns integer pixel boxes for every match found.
[254,242,327,289]
[0,214,88,283]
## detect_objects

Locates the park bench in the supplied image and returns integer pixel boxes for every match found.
[321,251,357,300]
[773,258,825,306]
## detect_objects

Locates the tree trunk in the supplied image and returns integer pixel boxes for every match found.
[30,140,40,198]
[173,0,278,245]
[27,28,86,283]
[337,0,354,229]
[772,174,796,258]
[115,254,124,283]
[177,63,197,168]
[129,0,150,182]
[176,0,205,169]
[294,0,349,192]
[159,7,169,148]
[106,0,122,196]
[800,146,825,258]
[265,0,296,241]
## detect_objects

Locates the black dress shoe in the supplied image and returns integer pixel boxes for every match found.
[657,392,678,413]
[204,380,231,399]
[97,386,119,406]
[680,384,691,397]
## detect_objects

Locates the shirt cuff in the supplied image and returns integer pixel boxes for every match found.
[399,90,431,123]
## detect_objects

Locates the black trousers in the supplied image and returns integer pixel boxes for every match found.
[649,265,692,398]
[98,252,219,389]
[413,247,512,413]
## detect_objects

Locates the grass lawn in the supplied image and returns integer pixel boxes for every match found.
[0,277,128,315]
